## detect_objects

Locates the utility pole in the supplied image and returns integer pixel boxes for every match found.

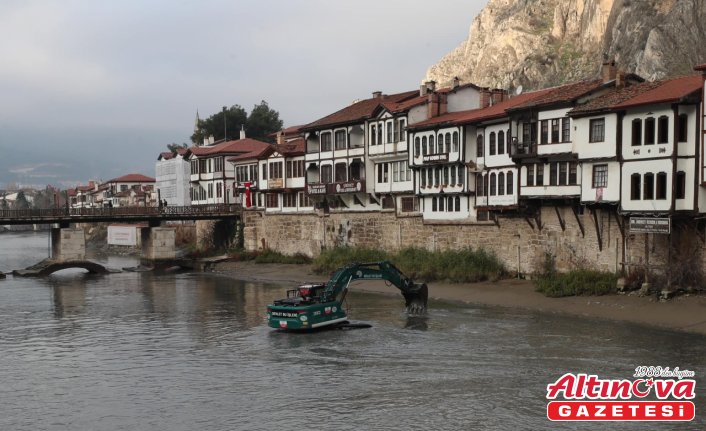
[223,106,228,141]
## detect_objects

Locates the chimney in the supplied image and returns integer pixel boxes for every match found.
[491,89,507,105]
[239,125,246,140]
[372,91,382,99]
[420,84,427,97]
[602,60,617,83]
[615,70,625,89]
[425,80,437,93]
[452,77,460,89]
[276,131,284,146]
[426,93,448,118]
[208,135,215,145]
[480,88,491,109]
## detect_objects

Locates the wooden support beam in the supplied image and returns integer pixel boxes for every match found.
[554,206,566,232]
[534,210,543,232]
[612,211,624,238]
[525,217,535,230]
[571,206,585,238]
[591,208,603,251]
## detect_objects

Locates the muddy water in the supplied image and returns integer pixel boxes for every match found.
[0,232,704,430]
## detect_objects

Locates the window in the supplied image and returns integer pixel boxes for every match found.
[401,197,418,212]
[589,118,605,143]
[265,194,278,208]
[439,196,444,211]
[398,119,406,142]
[191,160,199,174]
[568,162,578,185]
[334,130,346,150]
[507,171,514,195]
[445,133,451,153]
[643,173,654,200]
[536,164,544,186]
[299,192,312,208]
[489,173,497,196]
[455,196,461,212]
[489,132,496,155]
[476,135,484,157]
[498,172,505,195]
[540,120,548,144]
[199,159,207,174]
[676,171,686,199]
[678,114,688,142]
[286,160,304,178]
[349,162,362,181]
[320,165,332,183]
[431,135,437,154]
[283,193,297,208]
[498,131,505,154]
[414,137,420,156]
[207,183,213,199]
[551,119,560,143]
[561,118,570,142]
[549,162,558,186]
[422,136,428,155]
[269,161,282,179]
[450,165,456,185]
[386,121,394,143]
[434,167,440,187]
[458,166,464,184]
[432,197,437,212]
[370,125,377,146]
[558,163,567,186]
[656,172,667,200]
[645,117,655,145]
[631,119,642,146]
[214,157,224,172]
[527,164,535,186]
[216,182,222,198]
[630,174,641,200]
[452,132,459,152]
[658,116,669,144]
[321,132,332,151]
[420,169,427,188]
[476,174,485,196]
[262,163,267,180]
[443,167,449,185]
[377,163,388,183]
[592,164,608,188]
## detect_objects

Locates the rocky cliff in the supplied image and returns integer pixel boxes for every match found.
[424,0,706,90]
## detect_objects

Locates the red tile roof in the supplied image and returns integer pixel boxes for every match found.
[694,64,706,71]
[381,95,427,113]
[409,88,553,130]
[302,90,418,130]
[106,173,155,183]
[227,144,274,163]
[570,81,664,115]
[612,74,702,109]
[507,79,605,111]
[275,137,305,156]
[158,152,174,160]
[187,138,272,158]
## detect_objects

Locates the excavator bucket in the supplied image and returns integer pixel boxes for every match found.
[402,283,428,315]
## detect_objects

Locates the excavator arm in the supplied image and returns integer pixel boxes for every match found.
[321,261,428,314]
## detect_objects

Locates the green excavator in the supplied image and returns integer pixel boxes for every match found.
[266,261,428,331]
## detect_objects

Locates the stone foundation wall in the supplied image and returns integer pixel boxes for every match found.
[141,228,176,260]
[242,207,702,277]
[51,228,86,261]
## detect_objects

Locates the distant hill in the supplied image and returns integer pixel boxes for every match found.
[424,0,706,91]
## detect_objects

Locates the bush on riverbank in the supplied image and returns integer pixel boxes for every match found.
[534,270,618,297]
[312,246,505,283]
[253,249,312,264]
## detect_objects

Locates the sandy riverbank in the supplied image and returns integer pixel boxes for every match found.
[214,261,706,336]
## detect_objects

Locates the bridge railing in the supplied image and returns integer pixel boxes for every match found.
[0,204,242,220]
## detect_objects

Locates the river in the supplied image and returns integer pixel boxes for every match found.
[0,231,704,430]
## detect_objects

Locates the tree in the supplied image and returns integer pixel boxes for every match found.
[191,105,247,145]
[167,142,188,154]
[1,196,8,210]
[189,101,284,145]
[246,100,283,142]
[13,191,30,210]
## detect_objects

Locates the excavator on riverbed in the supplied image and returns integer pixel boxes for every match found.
[266,261,428,331]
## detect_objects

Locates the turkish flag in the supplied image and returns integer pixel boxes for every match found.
[244,182,251,208]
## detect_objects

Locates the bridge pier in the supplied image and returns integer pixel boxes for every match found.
[51,228,86,261]
[141,227,176,260]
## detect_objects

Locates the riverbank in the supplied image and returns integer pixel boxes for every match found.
[215,261,706,336]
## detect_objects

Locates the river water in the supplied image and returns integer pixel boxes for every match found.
[0,231,704,430]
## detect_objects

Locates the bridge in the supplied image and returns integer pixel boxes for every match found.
[1,205,242,271]
[0,204,241,226]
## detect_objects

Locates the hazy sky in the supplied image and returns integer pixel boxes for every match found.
[0,0,486,188]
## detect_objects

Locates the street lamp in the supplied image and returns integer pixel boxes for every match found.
[223,106,228,141]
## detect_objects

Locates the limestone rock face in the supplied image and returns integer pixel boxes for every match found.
[425,0,706,90]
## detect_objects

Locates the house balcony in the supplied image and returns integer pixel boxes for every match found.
[510,140,537,161]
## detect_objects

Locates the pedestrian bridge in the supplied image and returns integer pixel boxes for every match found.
[0,204,241,226]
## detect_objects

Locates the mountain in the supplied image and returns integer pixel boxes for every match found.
[424,0,706,91]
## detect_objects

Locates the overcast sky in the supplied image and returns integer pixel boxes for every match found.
[0,0,486,188]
